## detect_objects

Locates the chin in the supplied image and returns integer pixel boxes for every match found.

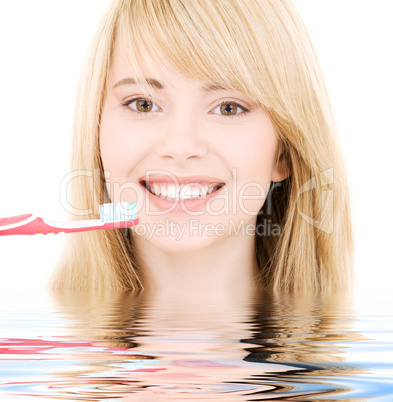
[143,233,221,255]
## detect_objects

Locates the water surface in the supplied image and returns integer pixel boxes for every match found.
[0,290,392,400]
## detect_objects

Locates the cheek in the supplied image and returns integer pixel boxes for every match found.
[99,109,150,202]
[228,126,278,214]
[100,111,147,179]
[224,125,278,185]
[247,133,278,181]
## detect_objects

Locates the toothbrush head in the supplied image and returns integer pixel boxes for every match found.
[99,202,137,223]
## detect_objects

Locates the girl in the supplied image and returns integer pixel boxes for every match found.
[50,0,354,293]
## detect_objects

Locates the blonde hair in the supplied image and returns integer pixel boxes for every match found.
[50,0,354,292]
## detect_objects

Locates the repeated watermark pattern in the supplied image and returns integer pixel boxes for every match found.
[59,167,334,236]
[130,218,282,240]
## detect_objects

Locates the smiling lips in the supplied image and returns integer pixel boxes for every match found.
[140,175,225,202]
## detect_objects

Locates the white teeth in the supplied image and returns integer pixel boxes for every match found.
[146,182,222,201]
[190,188,200,198]
[153,183,161,196]
[167,185,177,200]
[181,186,193,198]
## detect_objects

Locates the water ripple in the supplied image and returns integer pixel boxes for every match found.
[0,291,392,400]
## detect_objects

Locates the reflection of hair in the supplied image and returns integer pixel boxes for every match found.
[243,291,365,364]
[47,290,366,397]
[50,291,145,349]
[50,0,354,291]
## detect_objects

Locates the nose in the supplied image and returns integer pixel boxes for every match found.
[155,113,208,163]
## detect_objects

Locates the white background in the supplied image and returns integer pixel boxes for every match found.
[0,1,391,294]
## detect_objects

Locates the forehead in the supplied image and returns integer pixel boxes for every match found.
[108,39,236,94]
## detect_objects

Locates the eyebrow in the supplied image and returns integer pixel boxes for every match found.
[113,77,164,89]
[112,77,227,92]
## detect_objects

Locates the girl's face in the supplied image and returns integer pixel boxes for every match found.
[100,43,288,253]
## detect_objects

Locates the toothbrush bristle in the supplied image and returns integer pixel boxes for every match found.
[100,202,137,222]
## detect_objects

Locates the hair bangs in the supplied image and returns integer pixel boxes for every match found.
[115,0,268,103]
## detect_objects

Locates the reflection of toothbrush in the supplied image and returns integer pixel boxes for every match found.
[0,202,138,236]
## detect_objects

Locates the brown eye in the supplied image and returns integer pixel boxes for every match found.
[212,102,248,117]
[136,99,153,112]
[220,103,238,116]
[126,98,159,113]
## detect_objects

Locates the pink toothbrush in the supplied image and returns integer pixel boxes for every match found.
[0,202,138,236]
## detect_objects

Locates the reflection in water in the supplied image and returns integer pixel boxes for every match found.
[0,290,392,400]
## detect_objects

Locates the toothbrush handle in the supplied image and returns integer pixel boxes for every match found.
[0,214,139,236]
[0,214,37,235]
